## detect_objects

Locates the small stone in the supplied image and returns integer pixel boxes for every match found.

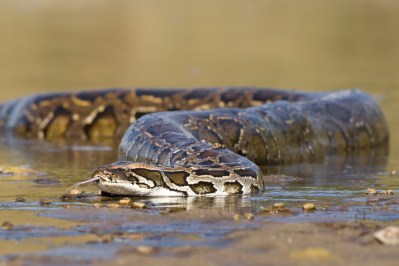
[93,203,103,208]
[1,221,14,230]
[39,198,51,206]
[366,188,378,196]
[136,245,156,254]
[303,203,315,211]
[233,214,240,221]
[374,226,399,245]
[131,201,146,209]
[119,198,132,206]
[99,234,114,243]
[60,194,73,201]
[391,170,397,175]
[244,213,255,220]
[15,197,26,202]
[69,189,81,196]
[211,143,224,149]
[386,189,394,195]
[273,202,285,208]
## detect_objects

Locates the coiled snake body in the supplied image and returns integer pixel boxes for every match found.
[0,88,389,196]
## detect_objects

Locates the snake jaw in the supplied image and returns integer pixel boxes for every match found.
[92,162,185,196]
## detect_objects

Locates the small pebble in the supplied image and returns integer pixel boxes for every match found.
[69,189,81,196]
[1,221,14,230]
[211,143,224,149]
[374,226,399,245]
[244,213,255,220]
[15,197,26,202]
[366,188,378,196]
[99,234,114,243]
[273,202,285,208]
[131,201,146,209]
[60,194,75,201]
[233,214,240,221]
[119,198,132,206]
[93,203,103,208]
[386,189,394,195]
[303,203,316,211]
[39,198,51,206]
[136,245,156,254]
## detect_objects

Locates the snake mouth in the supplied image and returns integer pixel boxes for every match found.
[92,170,112,183]
[91,168,153,196]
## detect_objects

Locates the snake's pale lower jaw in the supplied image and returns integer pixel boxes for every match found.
[93,170,187,196]
[95,178,187,197]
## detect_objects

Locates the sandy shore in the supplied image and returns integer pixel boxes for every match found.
[2,206,398,266]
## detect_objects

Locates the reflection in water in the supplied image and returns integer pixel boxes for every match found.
[261,143,389,185]
[0,135,118,170]
[0,133,391,214]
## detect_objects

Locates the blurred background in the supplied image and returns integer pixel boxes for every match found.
[0,0,398,156]
[0,0,397,95]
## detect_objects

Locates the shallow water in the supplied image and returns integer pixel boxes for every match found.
[0,0,399,263]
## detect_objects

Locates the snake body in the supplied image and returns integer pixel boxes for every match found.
[0,87,389,196]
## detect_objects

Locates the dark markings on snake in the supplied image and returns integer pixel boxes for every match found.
[250,184,260,194]
[164,171,190,186]
[131,168,164,186]
[233,168,259,179]
[198,160,220,168]
[198,160,214,166]
[190,181,217,195]
[182,88,214,100]
[193,169,231,178]
[135,88,182,98]
[197,149,221,159]
[76,89,119,101]
[218,154,239,164]
[224,181,243,195]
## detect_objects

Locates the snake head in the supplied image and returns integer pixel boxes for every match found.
[92,161,185,196]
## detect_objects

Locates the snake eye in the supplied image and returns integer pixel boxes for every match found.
[137,183,150,189]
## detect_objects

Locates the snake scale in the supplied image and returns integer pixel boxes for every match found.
[0,87,389,196]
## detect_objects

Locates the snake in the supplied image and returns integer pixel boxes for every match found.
[0,87,389,196]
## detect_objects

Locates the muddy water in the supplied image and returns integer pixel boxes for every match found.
[0,0,399,264]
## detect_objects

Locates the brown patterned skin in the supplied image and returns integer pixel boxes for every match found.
[0,88,309,139]
[0,87,390,196]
